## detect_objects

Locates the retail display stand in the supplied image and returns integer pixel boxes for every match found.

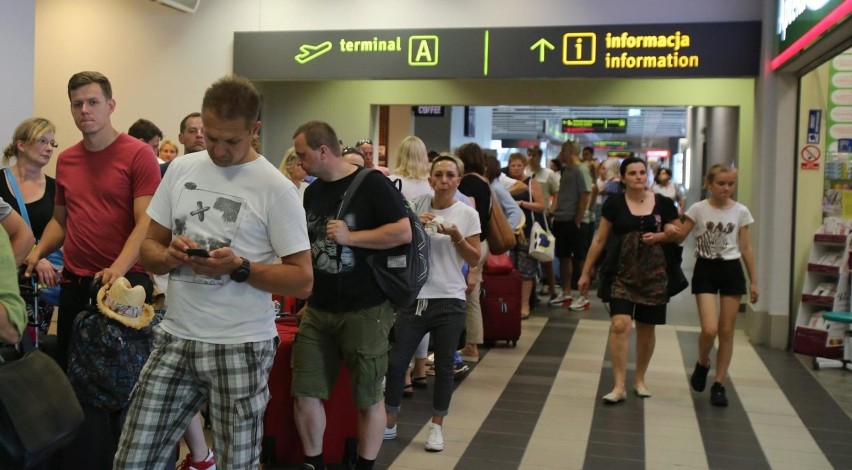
[792,227,852,369]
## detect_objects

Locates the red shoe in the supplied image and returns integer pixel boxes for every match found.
[178,449,216,470]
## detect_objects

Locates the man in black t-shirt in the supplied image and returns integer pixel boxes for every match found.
[292,121,411,470]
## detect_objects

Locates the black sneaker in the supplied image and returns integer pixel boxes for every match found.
[710,382,728,407]
[690,361,710,392]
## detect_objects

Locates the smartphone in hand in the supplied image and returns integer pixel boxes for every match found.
[185,248,210,258]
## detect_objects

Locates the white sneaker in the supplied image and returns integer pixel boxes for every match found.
[425,422,444,452]
[383,424,397,440]
[569,296,590,311]
[548,293,572,306]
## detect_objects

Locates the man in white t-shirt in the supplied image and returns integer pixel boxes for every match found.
[113,76,313,470]
[525,146,560,297]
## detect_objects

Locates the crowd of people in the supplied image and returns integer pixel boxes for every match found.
[0,70,759,470]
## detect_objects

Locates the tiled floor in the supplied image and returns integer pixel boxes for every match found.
[368,286,852,470]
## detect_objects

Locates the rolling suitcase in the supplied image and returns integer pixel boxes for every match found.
[481,270,522,346]
[261,321,358,467]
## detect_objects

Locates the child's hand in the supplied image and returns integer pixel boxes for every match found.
[750,284,759,304]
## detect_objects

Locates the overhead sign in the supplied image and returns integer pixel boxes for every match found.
[772,0,852,70]
[562,118,628,134]
[646,149,672,159]
[413,106,445,116]
[594,140,629,148]
[234,22,761,80]
[608,151,633,158]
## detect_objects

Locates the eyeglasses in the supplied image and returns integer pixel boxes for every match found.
[355,139,372,146]
[341,146,365,157]
[35,138,58,148]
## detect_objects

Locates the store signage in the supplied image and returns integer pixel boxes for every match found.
[772,0,852,70]
[234,22,760,80]
[646,149,672,159]
[413,106,445,116]
[562,118,628,134]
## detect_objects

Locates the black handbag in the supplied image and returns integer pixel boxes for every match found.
[663,243,689,297]
[0,343,84,469]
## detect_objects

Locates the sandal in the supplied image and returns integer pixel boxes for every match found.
[403,384,414,397]
[412,376,428,389]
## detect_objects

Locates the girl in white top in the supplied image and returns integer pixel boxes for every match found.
[384,156,481,452]
[669,163,758,407]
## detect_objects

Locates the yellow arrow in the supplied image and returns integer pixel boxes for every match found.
[530,38,555,63]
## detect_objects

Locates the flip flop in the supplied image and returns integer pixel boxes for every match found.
[412,376,428,389]
[403,384,414,397]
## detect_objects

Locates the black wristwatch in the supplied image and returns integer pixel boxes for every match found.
[230,257,251,282]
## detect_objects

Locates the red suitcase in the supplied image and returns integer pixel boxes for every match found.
[262,322,359,466]
[481,270,522,346]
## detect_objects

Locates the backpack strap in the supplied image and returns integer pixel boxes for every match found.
[336,168,376,219]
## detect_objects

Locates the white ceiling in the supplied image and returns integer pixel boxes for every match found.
[491,105,687,150]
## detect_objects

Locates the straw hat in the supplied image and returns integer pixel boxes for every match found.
[96,277,155,329]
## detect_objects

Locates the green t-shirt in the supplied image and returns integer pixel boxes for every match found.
[0,228,26,340]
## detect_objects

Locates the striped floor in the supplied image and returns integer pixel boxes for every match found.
[374,296,852,470]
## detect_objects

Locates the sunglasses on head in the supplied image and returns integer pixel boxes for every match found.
[355,139,372,146]
[342,146,365,157]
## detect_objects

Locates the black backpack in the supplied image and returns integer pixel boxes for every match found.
[337,169,430,308]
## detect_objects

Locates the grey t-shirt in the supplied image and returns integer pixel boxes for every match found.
[0,198,11,221]
[553,166,590,222]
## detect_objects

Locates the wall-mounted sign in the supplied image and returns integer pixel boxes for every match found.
[772,0,852,70]
[413,106,445,116]
[562,118,627,134]
[234,22,760,80]
[801,144,822,169]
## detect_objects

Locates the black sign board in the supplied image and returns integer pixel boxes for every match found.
[413,106,445,116]
[563,118,628,134]
[234,22,760,80]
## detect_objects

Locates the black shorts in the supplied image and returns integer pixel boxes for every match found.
[691,258,746,296]
[609,298,667,325]
[553,220,589,260]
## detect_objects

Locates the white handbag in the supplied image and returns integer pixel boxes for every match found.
[527,189,555,262]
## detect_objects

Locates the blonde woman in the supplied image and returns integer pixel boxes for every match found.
[2,118,58,332]
[388,135,432,201]
[157,139,179,164]
[279,146,308,200]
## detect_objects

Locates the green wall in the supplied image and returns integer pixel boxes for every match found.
[258,77,755,207]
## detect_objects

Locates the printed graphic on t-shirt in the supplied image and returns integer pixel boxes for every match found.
[697,221,735,259]
[171,181,245,285]
[306,210,356,274]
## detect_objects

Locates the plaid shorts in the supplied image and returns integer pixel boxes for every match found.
[113,327,278,469]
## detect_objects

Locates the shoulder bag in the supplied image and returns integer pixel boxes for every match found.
[0,337,84,469]
[486,194,516,255]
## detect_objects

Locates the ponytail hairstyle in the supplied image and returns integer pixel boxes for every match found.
[3,118,56,165]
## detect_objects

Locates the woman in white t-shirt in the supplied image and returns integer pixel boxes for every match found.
[669,163,758,408]
[384,156,481,452]
[652,167,686,218]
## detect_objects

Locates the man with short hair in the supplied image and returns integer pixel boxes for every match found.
[24,71,161,371]
[161,112,207,176]
[355,138,390,175]
[548,141,591,309]
[113,75,313,470]
[293,121,411,470]
[179,112,206,154]
[127,118,162,156]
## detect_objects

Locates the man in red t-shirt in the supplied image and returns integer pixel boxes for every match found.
[25,71,161,372]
